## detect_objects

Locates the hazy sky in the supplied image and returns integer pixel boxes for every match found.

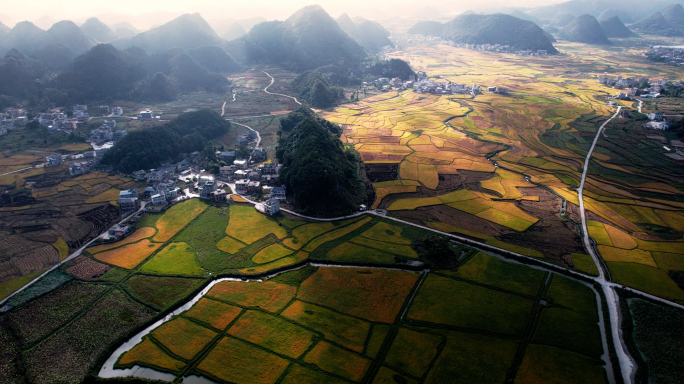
[0,0,563,28]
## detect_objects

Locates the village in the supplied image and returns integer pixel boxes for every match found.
[646,45,684,66]
[369,71,508,96]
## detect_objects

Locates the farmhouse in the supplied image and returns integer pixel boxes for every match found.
[46,153,63,166]
[108,224,130,237]
[235,179,250,194]
[643,121,670,130]
[211,189,227,202]
[256,198,280,216]
[647,112,664,121]
[270,186,286,200]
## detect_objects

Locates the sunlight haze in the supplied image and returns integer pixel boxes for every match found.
[0,0,563,28]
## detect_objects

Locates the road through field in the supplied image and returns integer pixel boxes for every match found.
[577,106,636,383]
[262,71,302,106]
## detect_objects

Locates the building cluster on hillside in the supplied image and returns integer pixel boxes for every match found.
[600,76,676,98]
[446,42,549,56]
[235,130,258,147]
[0,108,28,136]
[223,162,282,195]
[646,46,684,66]
[144,180,183,206]
[90,119,127,144]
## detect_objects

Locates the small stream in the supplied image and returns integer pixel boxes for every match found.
[98,263,424,382]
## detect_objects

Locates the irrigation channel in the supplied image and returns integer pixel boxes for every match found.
[98,256,612,383]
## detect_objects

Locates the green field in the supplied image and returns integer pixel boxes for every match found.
[140,242,204,276]
[407,274,536,336]
[104,263,608,383]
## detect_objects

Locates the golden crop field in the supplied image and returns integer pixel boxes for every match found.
[322,41,684,298]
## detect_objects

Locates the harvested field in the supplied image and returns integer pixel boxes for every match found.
[23,289,155,384]
[4,282,107,345]
[65,255,110,280]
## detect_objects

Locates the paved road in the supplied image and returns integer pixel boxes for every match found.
[577,106,636,383]
[262,71,302,106]
[0,166,33,177]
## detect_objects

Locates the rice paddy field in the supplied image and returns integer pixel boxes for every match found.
[111,252,608,384]
[322,41,684,301]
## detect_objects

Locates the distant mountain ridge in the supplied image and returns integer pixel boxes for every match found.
[115,13,225,53]
[81,18,118,43]
[631,6,684,36]
[336,14,392,52]
[46,20,95,55]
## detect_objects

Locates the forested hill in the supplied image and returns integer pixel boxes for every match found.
[101,109,230,172]
[276,107,365,216]
[242,5,367,71]
[442,14,558,53]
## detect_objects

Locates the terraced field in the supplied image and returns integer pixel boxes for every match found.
[0,168,136,298]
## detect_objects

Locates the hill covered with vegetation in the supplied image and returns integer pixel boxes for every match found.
[600,16,636,38]
[336,14,392,52]
[291,71,345,109]
[560,15,611,44]
[430,14,557,53]
[115,13,225,53]
[276,106,364,216]
[101,109,230,172]
[407,21,445,36]
[243,5,366,71]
